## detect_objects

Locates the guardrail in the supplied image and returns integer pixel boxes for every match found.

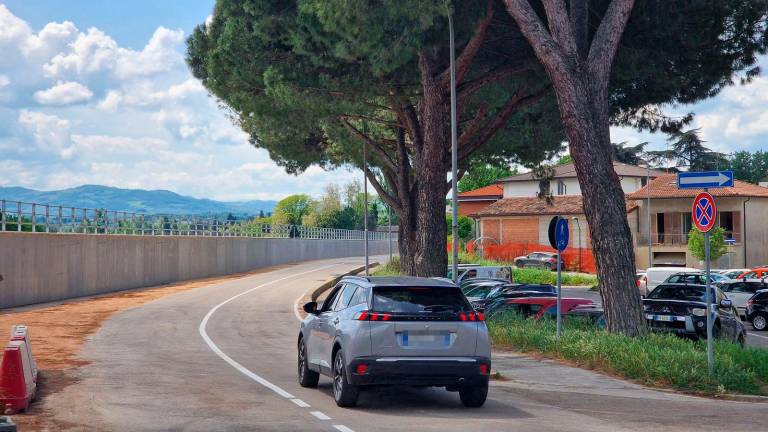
[0,199,396,241]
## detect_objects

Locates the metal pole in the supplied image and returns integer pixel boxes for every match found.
[387,205,393,261]
[556,246,563,338]
[448,6,459,283]
[647,162,652,269]
[363,123,369,276]
[704,206,714,374]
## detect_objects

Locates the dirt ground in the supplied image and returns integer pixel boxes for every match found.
[0,265,285,430]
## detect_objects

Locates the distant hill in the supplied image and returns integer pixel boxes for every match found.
[0,185,276,216]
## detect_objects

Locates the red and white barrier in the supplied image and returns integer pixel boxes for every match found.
[0,326,37,414]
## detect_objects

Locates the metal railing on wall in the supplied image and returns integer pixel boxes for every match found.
[0,199,396,241]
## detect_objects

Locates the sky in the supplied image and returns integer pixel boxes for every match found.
[0,1,766,202]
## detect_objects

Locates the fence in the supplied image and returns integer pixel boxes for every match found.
[0,199,396,241]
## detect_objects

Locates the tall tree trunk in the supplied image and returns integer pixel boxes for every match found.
[559,76,645,336]
[504,0,643,335]
[412,53,450,277]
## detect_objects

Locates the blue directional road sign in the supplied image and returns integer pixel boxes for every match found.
[555,217,569,252]
[677,171,734,189]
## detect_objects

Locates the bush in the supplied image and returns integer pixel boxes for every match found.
[372,257,403,276]
[488,312,768,396]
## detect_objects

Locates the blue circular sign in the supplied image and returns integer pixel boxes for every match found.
[555,217,569,252]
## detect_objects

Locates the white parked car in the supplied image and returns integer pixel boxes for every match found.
[638,267,698,295]
[718,269,751,280]
[717,279,768,317]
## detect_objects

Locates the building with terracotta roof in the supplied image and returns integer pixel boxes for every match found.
[456,184,503,217]
[497,161,663,198]
[627,174,768,269]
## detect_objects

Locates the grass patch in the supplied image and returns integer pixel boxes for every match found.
[371,257,404,276]
[451,252,597,286]
[488,312,768,396]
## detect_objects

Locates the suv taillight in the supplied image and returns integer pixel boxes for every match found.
[747,299,755,307]
[459,312,485,322]
[354,311,391,321]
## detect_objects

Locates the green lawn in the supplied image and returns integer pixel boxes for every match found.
[373,255,598,286]
[488,313,768,396]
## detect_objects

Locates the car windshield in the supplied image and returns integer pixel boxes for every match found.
[504,285,555,293]
[647,285,709,301]
[372,286,472,313]
[465,285,500,299]
[710,273,728,282]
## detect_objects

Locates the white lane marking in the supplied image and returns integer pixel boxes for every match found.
[310,411,331,420]
[290,398,310,408]
[199,263,338,400]
[748,332,768,340]
[334,426,355,432]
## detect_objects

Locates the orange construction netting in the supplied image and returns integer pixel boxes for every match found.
[478,242,596,274]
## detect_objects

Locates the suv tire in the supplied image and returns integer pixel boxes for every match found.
[333,350,359,407]
[752,313,767,331]
[297,338,319,388]
[459,383,488,408]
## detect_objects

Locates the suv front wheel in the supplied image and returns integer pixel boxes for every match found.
[297,337,319,388]
[459,383,488,407]
[333,350,359,407]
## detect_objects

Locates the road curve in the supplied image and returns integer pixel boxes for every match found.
[45,257,767,431]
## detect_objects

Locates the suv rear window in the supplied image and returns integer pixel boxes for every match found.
[648,285,708,301]
[372,286,472,313]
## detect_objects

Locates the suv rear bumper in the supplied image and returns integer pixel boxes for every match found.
[347,356,490,387]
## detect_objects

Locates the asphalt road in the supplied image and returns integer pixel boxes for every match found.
[563,287,768,348]
[42,258,768,431]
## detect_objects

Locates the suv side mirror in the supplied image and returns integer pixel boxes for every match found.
[303,301,318,315]
[719,299,733,309]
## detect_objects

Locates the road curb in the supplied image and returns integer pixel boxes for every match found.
[295,262,379,320]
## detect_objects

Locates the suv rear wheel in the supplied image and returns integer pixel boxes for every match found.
[752,313,767,331]
[297,338,319,388]
[333,350,359,407]
[459,383,488,407]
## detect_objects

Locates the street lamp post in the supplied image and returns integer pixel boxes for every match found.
[363,123,369,276]
[647,161,652,269]
[447,4,459,283]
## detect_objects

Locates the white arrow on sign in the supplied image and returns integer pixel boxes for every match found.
[679,172,732,187]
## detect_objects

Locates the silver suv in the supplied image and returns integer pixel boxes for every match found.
[298,276,491,408]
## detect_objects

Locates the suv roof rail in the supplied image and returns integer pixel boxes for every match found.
[342,275,371,282]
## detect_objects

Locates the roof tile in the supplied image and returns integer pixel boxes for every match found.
[473,195,637,217]
[627,174,768,199]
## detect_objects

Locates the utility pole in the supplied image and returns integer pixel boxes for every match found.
[363,123,369,276]
[447,3,459,283]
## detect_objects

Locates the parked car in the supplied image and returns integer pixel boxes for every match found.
[664,271,729,285]
[463,280,508,303]
[485,296,595,320]
[298,276,491,408]
[745,290,768,330]
[718,279,768,317]
[460,277,508,293]
[738,267,768,279]
[638,267,698,295]
[513,252,565,270]
[448,265,513,283]
[643,283,746,345]
[717,269,751,279]
[565,304,606,328]
[474,284,557,310]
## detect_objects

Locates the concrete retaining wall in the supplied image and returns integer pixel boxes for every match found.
[0,232,392,308]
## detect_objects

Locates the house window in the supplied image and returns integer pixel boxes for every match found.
[718,211,741,242]
[641,177,648,187]
[682,212,692,236]
[557,180,567,195]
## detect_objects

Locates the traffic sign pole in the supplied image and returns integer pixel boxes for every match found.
[705,228,713,375]
[556,247,562,339]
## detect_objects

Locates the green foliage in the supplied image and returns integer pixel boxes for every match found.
[458,164,516,192]
[687,227,728,261]
[726,150,768,184]
[611,142,648,165]
[648,129,728,171]
[372,257,403,277]
[446,215,473,242]
[272,194,313,225]
[554,154,572,166]
[488,313,767,396]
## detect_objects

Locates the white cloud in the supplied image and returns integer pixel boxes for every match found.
[17,110,72,157]
[0,5,31,47]
[70,134,169,156]
[114,27,184,79]
[33,81,93,105]
[97,90,122,111]
[0,75,9,87]
[44,27,119,78]
[23,20,78,59]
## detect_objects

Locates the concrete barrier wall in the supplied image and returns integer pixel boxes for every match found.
[0,232,393,309]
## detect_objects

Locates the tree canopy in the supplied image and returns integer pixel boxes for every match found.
[458,164,517,192]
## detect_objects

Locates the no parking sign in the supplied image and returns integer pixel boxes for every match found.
[692,192,716,233]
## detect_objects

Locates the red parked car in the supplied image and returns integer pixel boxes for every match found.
[484,296,595,319]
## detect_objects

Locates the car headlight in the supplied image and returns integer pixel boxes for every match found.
[692,308,706,317]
